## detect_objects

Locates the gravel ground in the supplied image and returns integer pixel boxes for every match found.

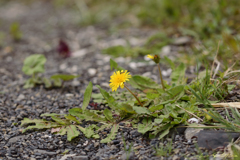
[1,1,240,160]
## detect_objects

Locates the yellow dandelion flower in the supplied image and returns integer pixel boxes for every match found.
[147,54,160,63]
[109,70,131,92]
[147,54,154,60]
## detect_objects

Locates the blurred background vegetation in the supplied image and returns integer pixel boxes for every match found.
[1,0,240,67]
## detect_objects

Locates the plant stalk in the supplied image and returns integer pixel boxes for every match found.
[125,86,144,107]
[157,63,165,91]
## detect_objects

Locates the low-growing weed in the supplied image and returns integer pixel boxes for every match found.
[22,54,79,88]
[154,138,173,157]
[10,22,22,41]
[21,54,239,143]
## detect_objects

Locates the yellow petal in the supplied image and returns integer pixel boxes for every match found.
[147,55,154,60]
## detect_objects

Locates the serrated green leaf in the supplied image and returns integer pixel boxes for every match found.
[138,118,153,134]
[22,54,46,75]
[80,124,99,138]
[103,109,113,122]
[21,118,61,133]
[84,110,107,122]
[59,127,67,135]
[96,85,118,109]
[132,75,160,89]
[64,114,80,124]
[133,106,150,114]
[21,118,48,126]
[51,116,68,125]
[119,103,136,114]
[69,108,83,116]
[66,125,80,141]
[82,82,93,111]
[69,108,106,122]
[101,124,119,143]
[51,74,79,81]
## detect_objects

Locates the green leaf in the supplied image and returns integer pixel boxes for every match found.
[100,124,119,143]
[119,103,136,114]
[133,106,150,114]
[41,113,64,117]
[69,108,106,122]
[42,77,52,88]
[51,116,68,125]
[170,63,186,84]
[66,125,80,141]
[64,114,80,124]
[102,45,127,57]
[146,93,160,99]
[52,77,62,87]
[96,85,118,109]
[77,124,99,138]
[22,54,46,75]
[59,127,67,135]
[138,118,152,134]
[82,82,93,111]
[164,56,175,69]
[149,104,163,112]
[23,78,35,89]
[103,109,113,122]
[109,58,125,71]
[166,85,185,100]
[21,118,61,133]
[69,108,83,116]
[158,126,171,140]
[51,74,79,81]
[132,75,160,89]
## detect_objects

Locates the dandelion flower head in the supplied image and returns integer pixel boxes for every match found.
[147,54,160,63]
[109,70,131,92]
[147,54,154,60]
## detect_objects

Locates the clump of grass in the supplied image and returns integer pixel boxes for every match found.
[154,138,173,157]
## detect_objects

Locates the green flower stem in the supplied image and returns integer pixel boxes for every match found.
[157,63,165,91]
[125,85,144,107]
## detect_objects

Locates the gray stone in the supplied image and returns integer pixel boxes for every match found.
[72,156,89,160]
[16,94,25,101]
[184,127,204,140]
[34,149,57,155]
[8,135,25,144]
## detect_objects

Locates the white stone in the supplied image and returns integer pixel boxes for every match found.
[129,62,137,70]
[188,118,199,124]
[71,49,87,58]
[88,68,97,76]
[162,68,172,77]
[60,63,67,71]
